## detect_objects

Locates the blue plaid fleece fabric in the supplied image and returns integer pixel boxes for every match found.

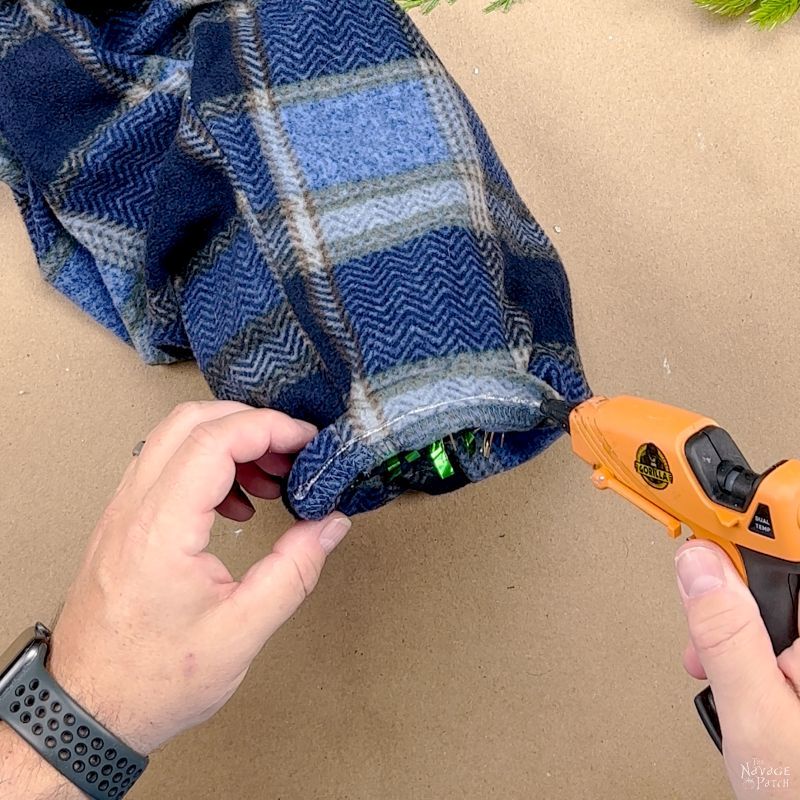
[0,0,589,519]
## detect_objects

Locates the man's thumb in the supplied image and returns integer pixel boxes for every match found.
[675,541,782,714]
[230,512,351,644]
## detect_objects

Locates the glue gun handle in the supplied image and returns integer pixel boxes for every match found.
[693,546,800,754]
[739,547,800,656]
[694,688,722,753]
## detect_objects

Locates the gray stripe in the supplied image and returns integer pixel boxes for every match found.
[57,212,146,271]
[319,176,471,262]
[271,57,437,107]
[326,204,472,265]
[39,234,76,283]
[0,5,38,62]
[0,134,24,190]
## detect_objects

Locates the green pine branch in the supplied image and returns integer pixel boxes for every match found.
[694,0,799,26]
[397,0,798,27]
[750,0,800,27]
[693,0,757,15]
[398,0,517,13]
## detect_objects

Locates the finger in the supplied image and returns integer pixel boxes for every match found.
[225,513,351,647]
[216,482,256,522]
[144,409,316,554]
[84,410,249,566]
[675,541,789,727]
[254,451,294,478]
[133,401,253,488]
[235,462,281,500]
[682,641,707,680]
[777,640,800,699]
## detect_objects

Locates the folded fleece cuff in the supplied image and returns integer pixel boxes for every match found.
[287,348,588,519]
[0,0,590,518]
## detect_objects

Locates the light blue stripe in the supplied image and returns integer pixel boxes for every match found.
[319,177,468,243]
[280,80,450,190]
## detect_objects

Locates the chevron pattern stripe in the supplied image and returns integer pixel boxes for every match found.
[63,92,184,230]
[334,227,508,376]
[256,1,420,87]
[0,0,590,519]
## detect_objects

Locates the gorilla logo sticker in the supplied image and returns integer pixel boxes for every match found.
[634,443,673,490]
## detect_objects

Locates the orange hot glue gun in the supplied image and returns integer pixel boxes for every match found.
[540,394,800,752]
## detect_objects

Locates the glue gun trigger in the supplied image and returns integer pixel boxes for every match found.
[590,467,682,539]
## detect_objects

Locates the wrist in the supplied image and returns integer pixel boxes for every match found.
[0,721,83,799]
[47,636,158,757]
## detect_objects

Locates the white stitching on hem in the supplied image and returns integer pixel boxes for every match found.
[292,392,547,501]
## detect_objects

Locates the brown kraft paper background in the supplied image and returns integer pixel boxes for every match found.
[2,1,799,797]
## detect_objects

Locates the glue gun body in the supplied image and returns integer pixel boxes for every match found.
[563,395,800,750]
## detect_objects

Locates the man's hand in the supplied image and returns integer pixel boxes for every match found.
[675,541,800,798]
[1,402,349,798]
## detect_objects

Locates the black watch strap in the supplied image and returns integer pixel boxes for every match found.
[0,644,148,799]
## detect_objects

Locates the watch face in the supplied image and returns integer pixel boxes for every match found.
[0,625,47,694]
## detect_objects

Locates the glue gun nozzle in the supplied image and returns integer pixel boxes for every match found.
[540,396,574,433]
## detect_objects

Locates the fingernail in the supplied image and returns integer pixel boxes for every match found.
[297,419,317,433]
[318,515,351,554]
[676,546,726,598]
